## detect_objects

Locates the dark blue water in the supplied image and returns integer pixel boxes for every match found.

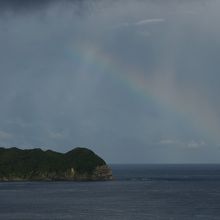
[1,165,220,220]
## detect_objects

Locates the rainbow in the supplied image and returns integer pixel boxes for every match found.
[70,41,220,146]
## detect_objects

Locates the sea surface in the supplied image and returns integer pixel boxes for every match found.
[1,164,220,220]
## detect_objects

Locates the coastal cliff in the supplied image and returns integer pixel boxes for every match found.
[0,147,113,181]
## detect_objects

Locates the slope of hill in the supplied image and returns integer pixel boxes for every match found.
[0,147,112,181]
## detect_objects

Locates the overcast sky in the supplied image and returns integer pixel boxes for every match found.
[0,0,220,163]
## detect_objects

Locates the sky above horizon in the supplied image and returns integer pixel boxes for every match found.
[0,0,220,163]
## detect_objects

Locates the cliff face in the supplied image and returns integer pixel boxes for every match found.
[72,165,113,181]
[0,147,113,181]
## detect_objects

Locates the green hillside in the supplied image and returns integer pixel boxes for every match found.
[0,147,111,181]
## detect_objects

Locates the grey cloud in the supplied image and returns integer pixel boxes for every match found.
[135,18,165,26]
[0,131,12,140]
[0,0,219,163]
[158,139,206,149]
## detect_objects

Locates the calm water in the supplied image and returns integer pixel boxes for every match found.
[1,165,220,219]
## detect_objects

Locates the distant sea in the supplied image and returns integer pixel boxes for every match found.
[1,164,220,219]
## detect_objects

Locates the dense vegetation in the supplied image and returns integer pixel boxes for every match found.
[0,147,106,180]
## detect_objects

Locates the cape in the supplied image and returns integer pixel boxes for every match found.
[0,147,113,181]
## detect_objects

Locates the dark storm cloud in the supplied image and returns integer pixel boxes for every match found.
[0,0,53,10]
[0,0,81,10]
[0,0,220,163]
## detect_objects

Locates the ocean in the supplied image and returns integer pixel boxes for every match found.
[1,165,220,220]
